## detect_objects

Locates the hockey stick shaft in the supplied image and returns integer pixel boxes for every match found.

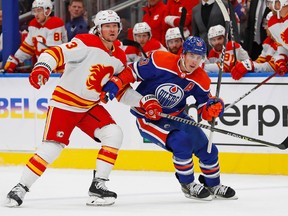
[227,0,237,65]
[207,0,231,153]
[225,72,277,111]
[179,7,187,40]
[159,112,288,150]
[122,39,148,58]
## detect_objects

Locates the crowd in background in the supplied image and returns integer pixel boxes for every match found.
[1,0,287,76]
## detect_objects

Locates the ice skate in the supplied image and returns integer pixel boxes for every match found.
[199,175,238,200]
[5,183,29,207]
[86,171,117,206]
[180,182,212,201]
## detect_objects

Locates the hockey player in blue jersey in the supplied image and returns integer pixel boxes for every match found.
[101,36,237,201]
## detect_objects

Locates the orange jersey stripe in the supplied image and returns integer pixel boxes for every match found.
[19,41,35,56]
[137,118,168,145]
[52,86,98,109]
[43,107,54,140]
[45,46,64,67]
[26,154,48,176]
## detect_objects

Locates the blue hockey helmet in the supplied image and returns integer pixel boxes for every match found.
[182,36,207,56]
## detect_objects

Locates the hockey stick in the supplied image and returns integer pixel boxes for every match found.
[227,0,237,65]
[225,72,277,111]
[122,39,148,58]
[179,7,187,40]
[159,112,288,150]
[207,0,231,153]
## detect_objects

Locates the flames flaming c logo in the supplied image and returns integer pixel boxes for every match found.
[86,64,114,93]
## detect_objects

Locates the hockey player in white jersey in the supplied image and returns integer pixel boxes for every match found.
[4,0,68,73]
[231,0,287,79]
[204,24,250,73]
[268,0,288,74]
[5,10,135,207]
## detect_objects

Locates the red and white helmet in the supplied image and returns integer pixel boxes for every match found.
[272,0,288,18]
[93,10,122,34]
[165,27,182,41]
[133,22,152,39]
[208,25,225,40]
[32,0,53,16]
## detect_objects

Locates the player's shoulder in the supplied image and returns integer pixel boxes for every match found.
[29,18,41,28]
[44,16,65,29]
[125,45,138,54]
[268,14,279,27]
[144,38,162,51]
[151,50,179,70]
[186,67,211,91]
[226,41,241,50]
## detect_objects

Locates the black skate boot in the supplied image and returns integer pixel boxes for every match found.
[180,182,212,201]
[5,183,29,207]
[86,170,117,206]
[199,174,238,200]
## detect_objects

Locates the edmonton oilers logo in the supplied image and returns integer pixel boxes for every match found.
[155,83,184,108]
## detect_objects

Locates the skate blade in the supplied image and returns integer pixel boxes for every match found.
[213,195,238,200]
[3,198,20,208]
[184,194,213,201]
[86,196,115,206]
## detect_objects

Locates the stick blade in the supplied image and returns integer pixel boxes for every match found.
[278,136,288,150]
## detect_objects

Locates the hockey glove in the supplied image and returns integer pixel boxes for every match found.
[274,59,287,76]
[100,76,123,103]
[29,66,50,89]
[202,97,224,121]
[140,94,162,120]
[231,59,254,80]
[4,55,20,73]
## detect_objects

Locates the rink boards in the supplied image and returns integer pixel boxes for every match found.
[0,73,287,175]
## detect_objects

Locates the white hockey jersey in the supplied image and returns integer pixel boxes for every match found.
[268,14,288,51]
[204,41,250,73]
[15,16,68,63]
[36,34,128,112]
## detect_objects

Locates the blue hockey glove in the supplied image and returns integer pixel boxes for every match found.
[100,76,123,103]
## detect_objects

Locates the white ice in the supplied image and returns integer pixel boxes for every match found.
[1,166,288,216]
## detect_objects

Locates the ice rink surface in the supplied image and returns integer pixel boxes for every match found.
[1,166,288,216]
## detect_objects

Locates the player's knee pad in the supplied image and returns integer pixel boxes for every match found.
[36,141,65,164]
[167,130,193,158]
[94,124,123,149]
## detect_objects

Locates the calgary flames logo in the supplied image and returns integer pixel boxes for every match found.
[281,28,288,45]
[86,64,114,93]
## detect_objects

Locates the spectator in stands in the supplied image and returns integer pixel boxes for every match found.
[204,24,250,73]
[242,0,271,60]
[192,0,240,53]
[164,0,199,38]
[4,0,67,73]
[165,27,183,55]
[142,0,169,46]
[65,0,89,41]
[125,22,167,63]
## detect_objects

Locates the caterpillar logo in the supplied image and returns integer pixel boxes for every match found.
[86,64,114,93]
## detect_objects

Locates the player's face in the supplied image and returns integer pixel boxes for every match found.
[210,35,224,52]
[32,7,48,25]
[134,33,150,47]
[101,23,119,42]
[182,52,203,73]
[167,38,183,54]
